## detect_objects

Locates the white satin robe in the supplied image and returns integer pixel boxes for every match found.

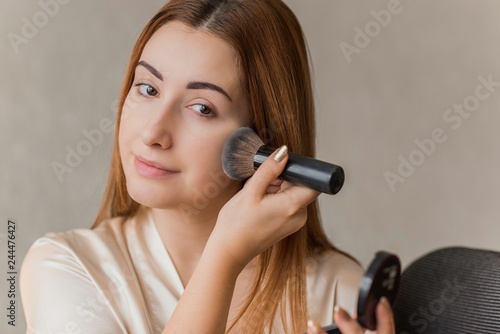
[20,207,363,333]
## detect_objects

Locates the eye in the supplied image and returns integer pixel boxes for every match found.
[133,83,158,97]
[190,104,216,118]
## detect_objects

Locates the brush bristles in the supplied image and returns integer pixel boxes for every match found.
[222,127,265,180]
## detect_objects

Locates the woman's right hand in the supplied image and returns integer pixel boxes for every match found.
[163,145,320,334]
[209,145,321,271]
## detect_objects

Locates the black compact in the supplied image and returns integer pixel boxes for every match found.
[310,251,401,333]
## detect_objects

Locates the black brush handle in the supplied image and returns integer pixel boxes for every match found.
[253,145,345,195]
[322,324,341,334]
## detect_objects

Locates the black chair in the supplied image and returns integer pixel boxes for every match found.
[393,246,500,334]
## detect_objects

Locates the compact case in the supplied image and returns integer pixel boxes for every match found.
[310,251,401,333]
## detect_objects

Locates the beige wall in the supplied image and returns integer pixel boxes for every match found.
[2,1,500,332]
[287,0,500,269]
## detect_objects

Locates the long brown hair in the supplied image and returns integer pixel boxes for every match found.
[94,0,356,332]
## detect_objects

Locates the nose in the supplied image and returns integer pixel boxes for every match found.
[140,106,175,150]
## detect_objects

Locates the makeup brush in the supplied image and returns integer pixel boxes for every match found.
[221,127,345,195]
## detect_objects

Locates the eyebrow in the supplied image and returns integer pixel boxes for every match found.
[136,60,233,102]
[137,60,163,81]
[186,81,232,102]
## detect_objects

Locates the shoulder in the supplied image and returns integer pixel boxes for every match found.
[20,216,130,333]
[21,215,129,280]
[313,250,364,290]
[31,215,128,254]
[20,214,134,290]
[307,250,364,323]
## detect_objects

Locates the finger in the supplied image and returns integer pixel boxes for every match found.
[265,185,282,194]
[278,181,321,207]
[279,180,294,191]
[333,306,364,334]
[376,297,395,333]
[244,145,288,196]
[269,179,284,187]
[266,179,284,194]
[307,320,327,334]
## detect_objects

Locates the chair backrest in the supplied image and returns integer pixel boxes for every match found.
[393,246,500,334]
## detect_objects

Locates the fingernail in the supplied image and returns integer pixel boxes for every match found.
[307,320,319,334]
[273,145,288,162]
[334,305,349,322]
[380,296,391,308]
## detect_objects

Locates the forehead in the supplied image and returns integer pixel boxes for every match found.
[140,21,241,85]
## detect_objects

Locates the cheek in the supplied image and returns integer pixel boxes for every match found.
[119,99,142,149]
[190,138,224,172]
[188,138,242,197]
[190,125,238,164]
[118,105,141,173]
[185,132,231,188]
[118,115,131,156]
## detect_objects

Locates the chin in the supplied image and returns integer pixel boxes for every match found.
[126,179,184,209]
[129,182,242,217]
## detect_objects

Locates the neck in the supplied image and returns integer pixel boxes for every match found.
[150,184,241,286]
[152,206,218,253]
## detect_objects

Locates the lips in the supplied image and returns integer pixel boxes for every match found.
[134,156,179,178]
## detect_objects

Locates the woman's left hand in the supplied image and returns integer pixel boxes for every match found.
[307,297,395,334]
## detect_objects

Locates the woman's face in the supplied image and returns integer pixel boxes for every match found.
[119,21,248,217]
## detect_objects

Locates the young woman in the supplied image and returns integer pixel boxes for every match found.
[21,1,394,333]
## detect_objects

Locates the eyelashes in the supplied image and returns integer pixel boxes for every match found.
[189,104,216,117]
[132,82,217,118]
[134,83,158,97]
